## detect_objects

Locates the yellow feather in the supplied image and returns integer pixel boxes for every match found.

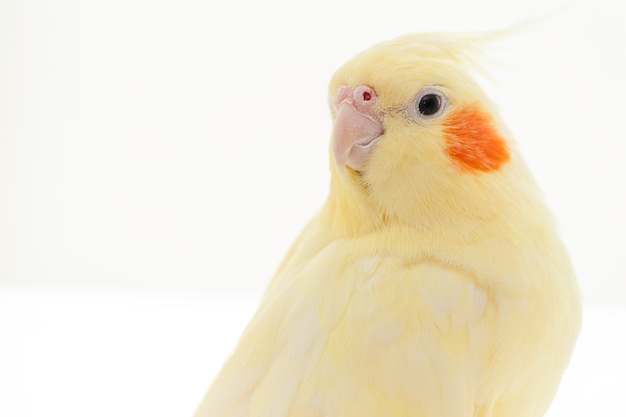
[194,32,581,417]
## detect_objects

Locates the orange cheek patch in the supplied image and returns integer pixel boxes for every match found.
[443,106,510,172]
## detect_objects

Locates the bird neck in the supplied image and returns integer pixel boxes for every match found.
[321,156,550,251]
[320,169,382,238]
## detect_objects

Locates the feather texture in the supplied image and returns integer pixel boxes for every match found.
[194,32,581,417]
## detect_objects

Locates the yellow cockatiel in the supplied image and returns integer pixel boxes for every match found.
[194,33,581,417]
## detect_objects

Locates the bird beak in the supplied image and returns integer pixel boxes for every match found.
[332,86,384,172]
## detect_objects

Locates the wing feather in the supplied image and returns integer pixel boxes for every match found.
[195,238,494,417]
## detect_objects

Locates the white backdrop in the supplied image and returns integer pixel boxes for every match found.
[1,0,624,306]
[1,1,625,416]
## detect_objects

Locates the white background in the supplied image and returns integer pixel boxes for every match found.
[1,0,625,416]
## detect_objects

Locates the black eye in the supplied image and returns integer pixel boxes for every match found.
[418,94,442,116]
[411,88,448,120]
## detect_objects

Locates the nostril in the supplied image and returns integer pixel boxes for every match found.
[353,86,376,105]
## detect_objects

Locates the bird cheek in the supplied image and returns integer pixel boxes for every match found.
[442,106,510,172]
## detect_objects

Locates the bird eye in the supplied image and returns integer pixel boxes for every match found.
[413,88,447,119]
[418,94,441,116]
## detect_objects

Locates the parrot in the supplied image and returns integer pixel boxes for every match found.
[194,33,581,417]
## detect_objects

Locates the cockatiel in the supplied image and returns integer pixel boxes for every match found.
[194,33,581,417]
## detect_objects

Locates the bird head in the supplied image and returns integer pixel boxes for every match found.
[324,34,543,241]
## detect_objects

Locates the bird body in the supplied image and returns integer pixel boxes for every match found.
[194,33,581,417]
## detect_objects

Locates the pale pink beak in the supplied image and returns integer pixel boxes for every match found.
[332,85,384,171]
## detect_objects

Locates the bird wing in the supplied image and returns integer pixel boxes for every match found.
[194,239,495,417]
